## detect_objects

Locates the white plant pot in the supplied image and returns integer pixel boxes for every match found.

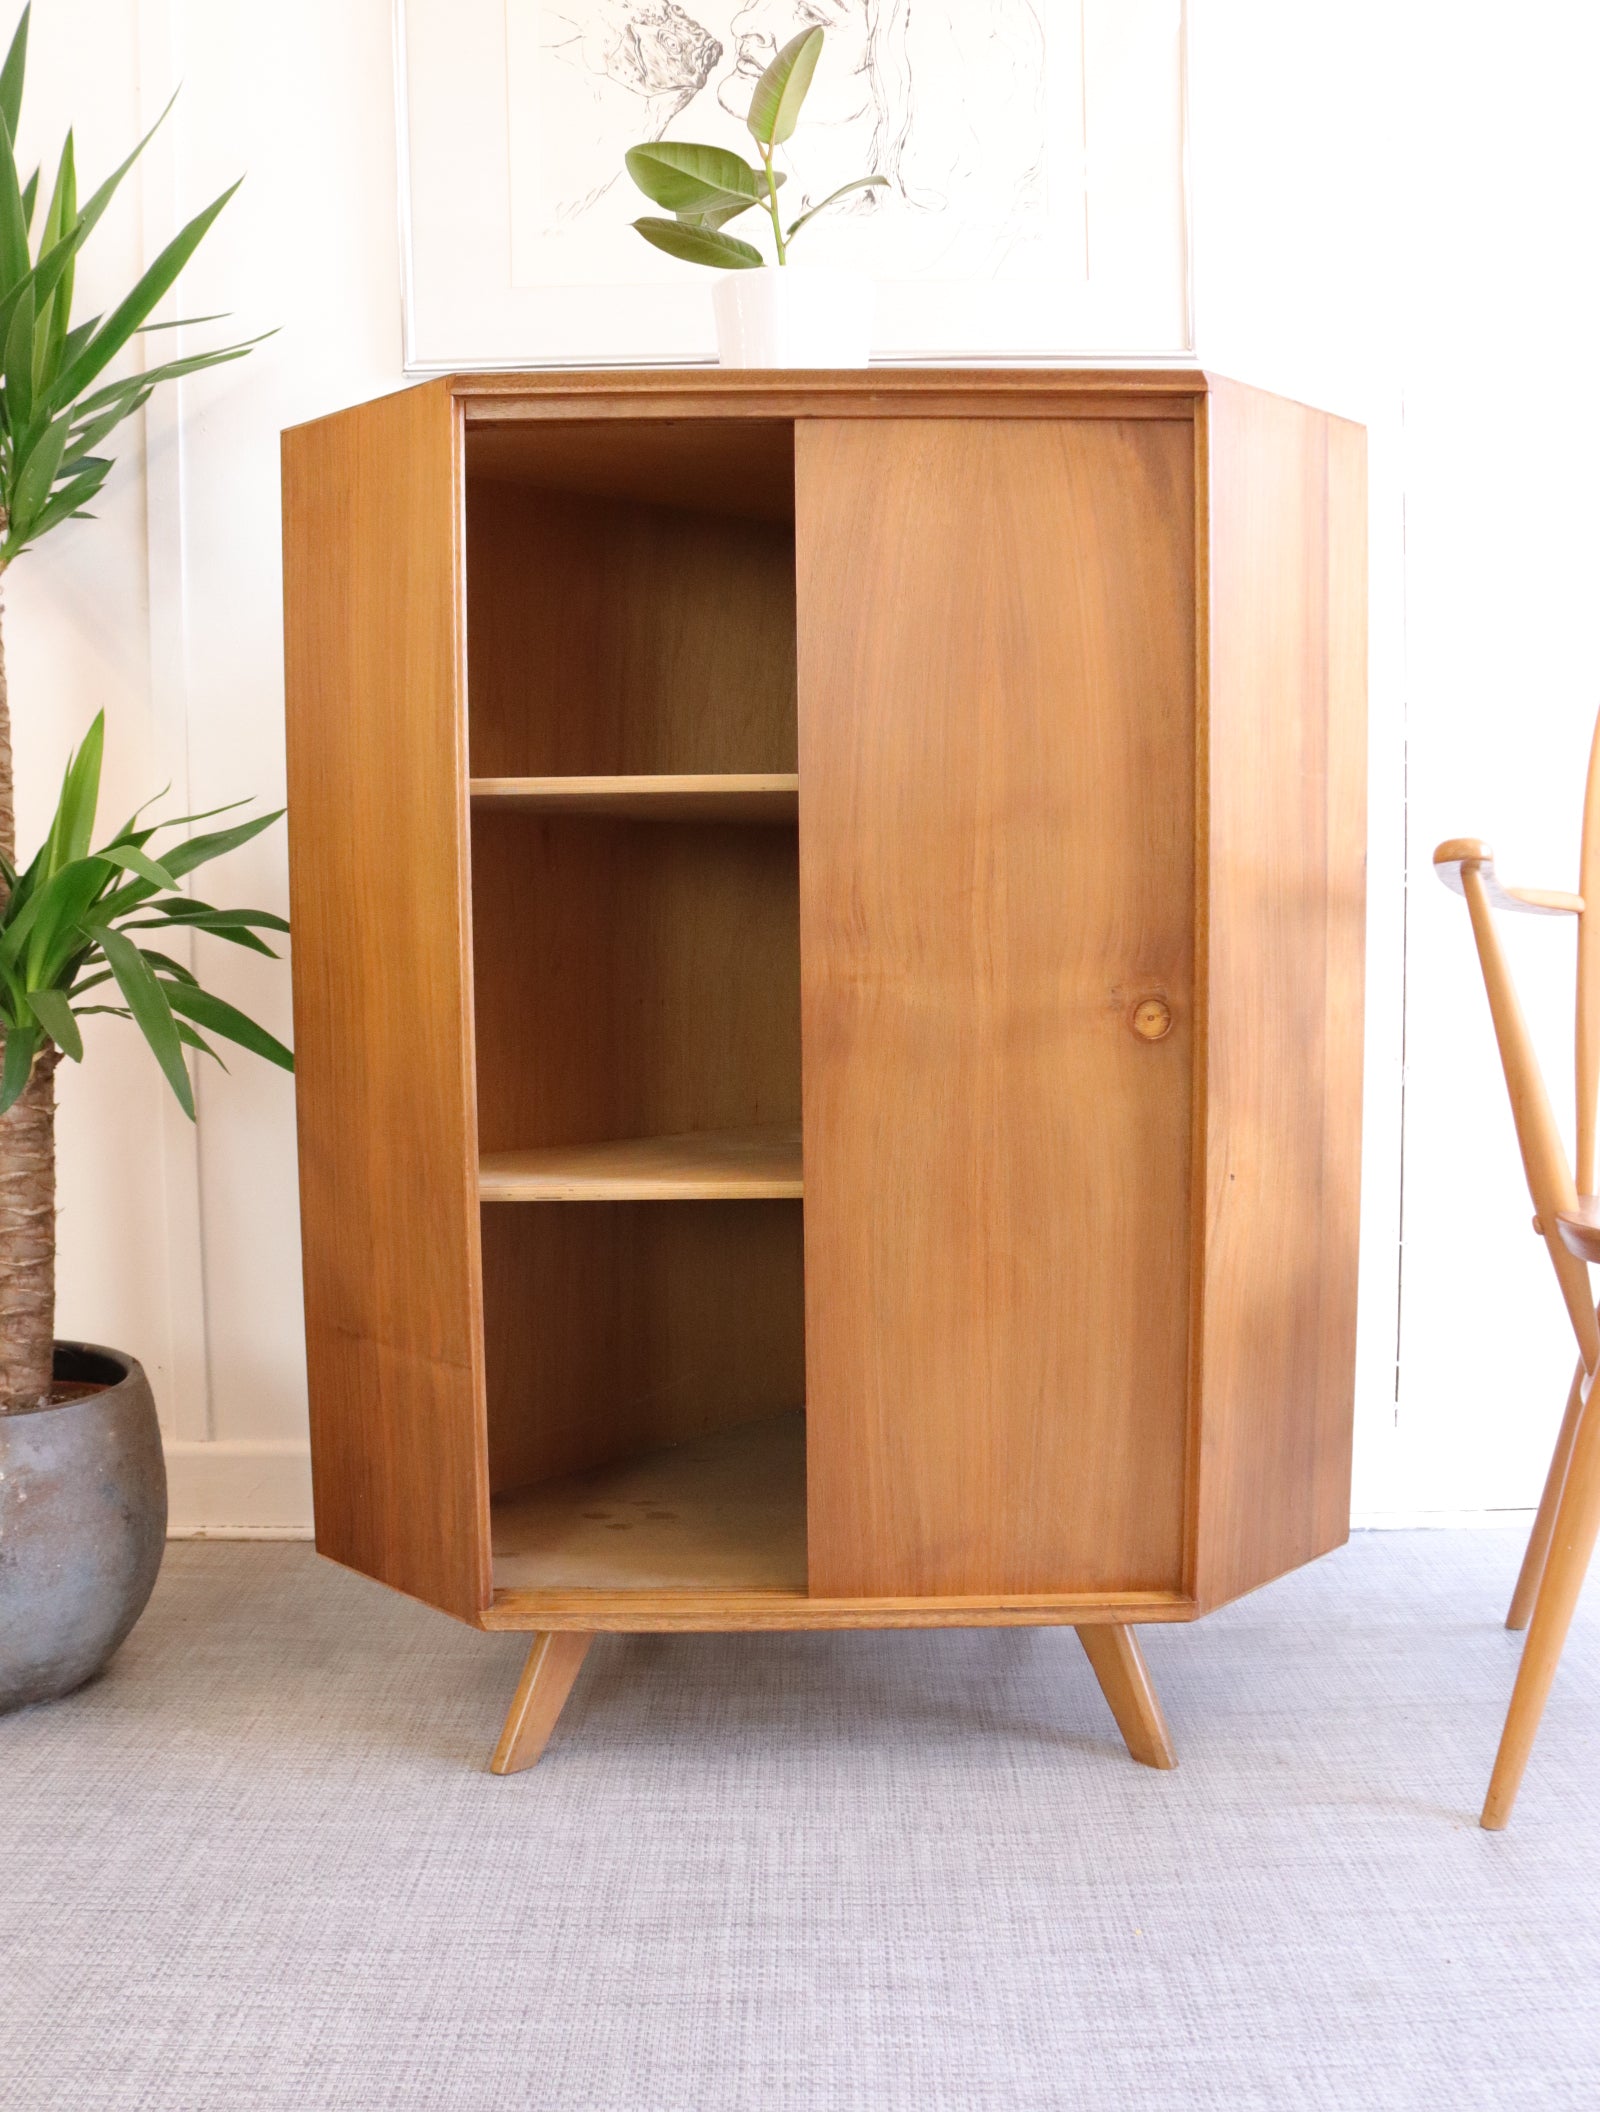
[712,269,875,368]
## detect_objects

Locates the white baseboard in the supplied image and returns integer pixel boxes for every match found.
[163,1439,314,1538]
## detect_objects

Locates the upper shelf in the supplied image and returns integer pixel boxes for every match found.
[469,774,798,825]
[480,1125,803,1202]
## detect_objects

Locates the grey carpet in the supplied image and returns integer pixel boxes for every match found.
[1,1532,1597,2112]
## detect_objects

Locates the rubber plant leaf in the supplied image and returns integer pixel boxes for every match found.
[786,173,888,241]
[625,141,767,215]
[746,27,824,148]
[631,217,763,270]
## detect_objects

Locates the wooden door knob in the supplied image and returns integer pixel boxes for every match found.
[1132,998,1172,1041]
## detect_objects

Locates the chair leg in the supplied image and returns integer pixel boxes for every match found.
[1482,1376,1600,1828]
[1507,1356,1587,1630]
[1076,1625,1176,1770]
[490,1631,593,1775]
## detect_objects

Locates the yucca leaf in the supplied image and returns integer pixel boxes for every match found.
[3,457,108,557]
[9,410,68,531]
[625,141,772,214]
[20,858,113,985]
[122,914,276,957]
[45,177,242,413]
[134,949,197,986]
[66,335,268,426]
[18,163,33,228]
[28,985,82,1061]
[747,27,823,147]
[135,311,229,334]
[35,130,75,390]
[86,923,193,1116]
[158,807,283,878]
[54,711,103,865]
[171,1017,222,1064]
[132,898,287,932]
[160,980,292,1071]
[0,1018,38,1113]
[631,217,763,270]
[97,842,177,891]
[786,173,887,241]
[0,7,28,146]
[0,109,30,297]
[3,275,32,430]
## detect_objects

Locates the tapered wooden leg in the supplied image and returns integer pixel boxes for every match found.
[1482,1375,1600,1828]
[1076,1625,1176,1770]
[490,1632,593,1775]
[1507,1356,1588,1630]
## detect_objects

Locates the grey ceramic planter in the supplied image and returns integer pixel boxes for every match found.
[0,1342,165,1712]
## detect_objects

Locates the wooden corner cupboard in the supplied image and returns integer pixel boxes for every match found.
[281,367,1366,1776]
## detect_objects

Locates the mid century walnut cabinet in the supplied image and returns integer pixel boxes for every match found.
[281,369,1366,1775]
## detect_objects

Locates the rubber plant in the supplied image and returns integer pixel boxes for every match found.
[625,27,886,269]
[0,5,287,1410]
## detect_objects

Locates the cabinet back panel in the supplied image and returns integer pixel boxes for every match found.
[470,812,800,1151]
[798,417,1195,1598]
[483,1201,805,1494]
[465,479,797,777]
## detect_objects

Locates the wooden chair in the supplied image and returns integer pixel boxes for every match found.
[1435,709,1600,1826]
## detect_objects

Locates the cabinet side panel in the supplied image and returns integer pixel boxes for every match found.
[282,382,489,1620]
[1195,380,1367,1609]
[798,417,1195,1598]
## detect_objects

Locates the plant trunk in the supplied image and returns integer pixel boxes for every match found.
[0,1042,58,1410]
[0,587,58,1412]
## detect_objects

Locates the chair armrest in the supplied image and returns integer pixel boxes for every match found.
[1433,840,1584,916]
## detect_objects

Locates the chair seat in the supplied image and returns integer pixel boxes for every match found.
[1556,1198,1600,1264]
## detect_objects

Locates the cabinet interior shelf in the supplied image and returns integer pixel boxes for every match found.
[492,1410,807,1595]
[469,774,799,824]
[479,1124,803,1201]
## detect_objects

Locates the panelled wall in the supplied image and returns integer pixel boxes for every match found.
[15,0,1591,1526]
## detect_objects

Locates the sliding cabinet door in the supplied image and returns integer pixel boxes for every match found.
[284,381,490,1622]
[796,417,1196,1597]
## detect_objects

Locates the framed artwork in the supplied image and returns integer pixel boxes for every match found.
[395,0,1191,370]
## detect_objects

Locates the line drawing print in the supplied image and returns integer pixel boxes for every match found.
[508,1,1049,281]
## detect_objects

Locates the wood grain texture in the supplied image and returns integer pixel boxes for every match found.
[1455,864,1600,1363]
[480,1200,805,1494]
[465,478,797,778]
[453,368,1207,426]
[1076,1626,1178,1768]
[466,418,794,522]
[489,1631,593,1774]
[797,416,1196,1599]
[482,1590,1194,1632]
[282,379,490,1623]
[470,814,800,1155]
[493,1411,807,1594]
[469,775,798,823]
[1434,842,1582,917]
[480,1125,802,1201]
[1189,380,1367,1612]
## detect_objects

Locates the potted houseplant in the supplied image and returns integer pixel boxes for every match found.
[0,6,291,1711]
[625,27,885,367]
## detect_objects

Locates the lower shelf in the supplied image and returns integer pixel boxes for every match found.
[491,1409,807,1595]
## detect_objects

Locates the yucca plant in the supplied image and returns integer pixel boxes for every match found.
[0,5,274,1409]
[626,27,885,269]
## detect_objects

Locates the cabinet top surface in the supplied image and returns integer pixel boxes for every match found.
[446,365,1208,420]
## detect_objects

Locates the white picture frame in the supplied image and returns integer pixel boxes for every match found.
[395,0,1192,371]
